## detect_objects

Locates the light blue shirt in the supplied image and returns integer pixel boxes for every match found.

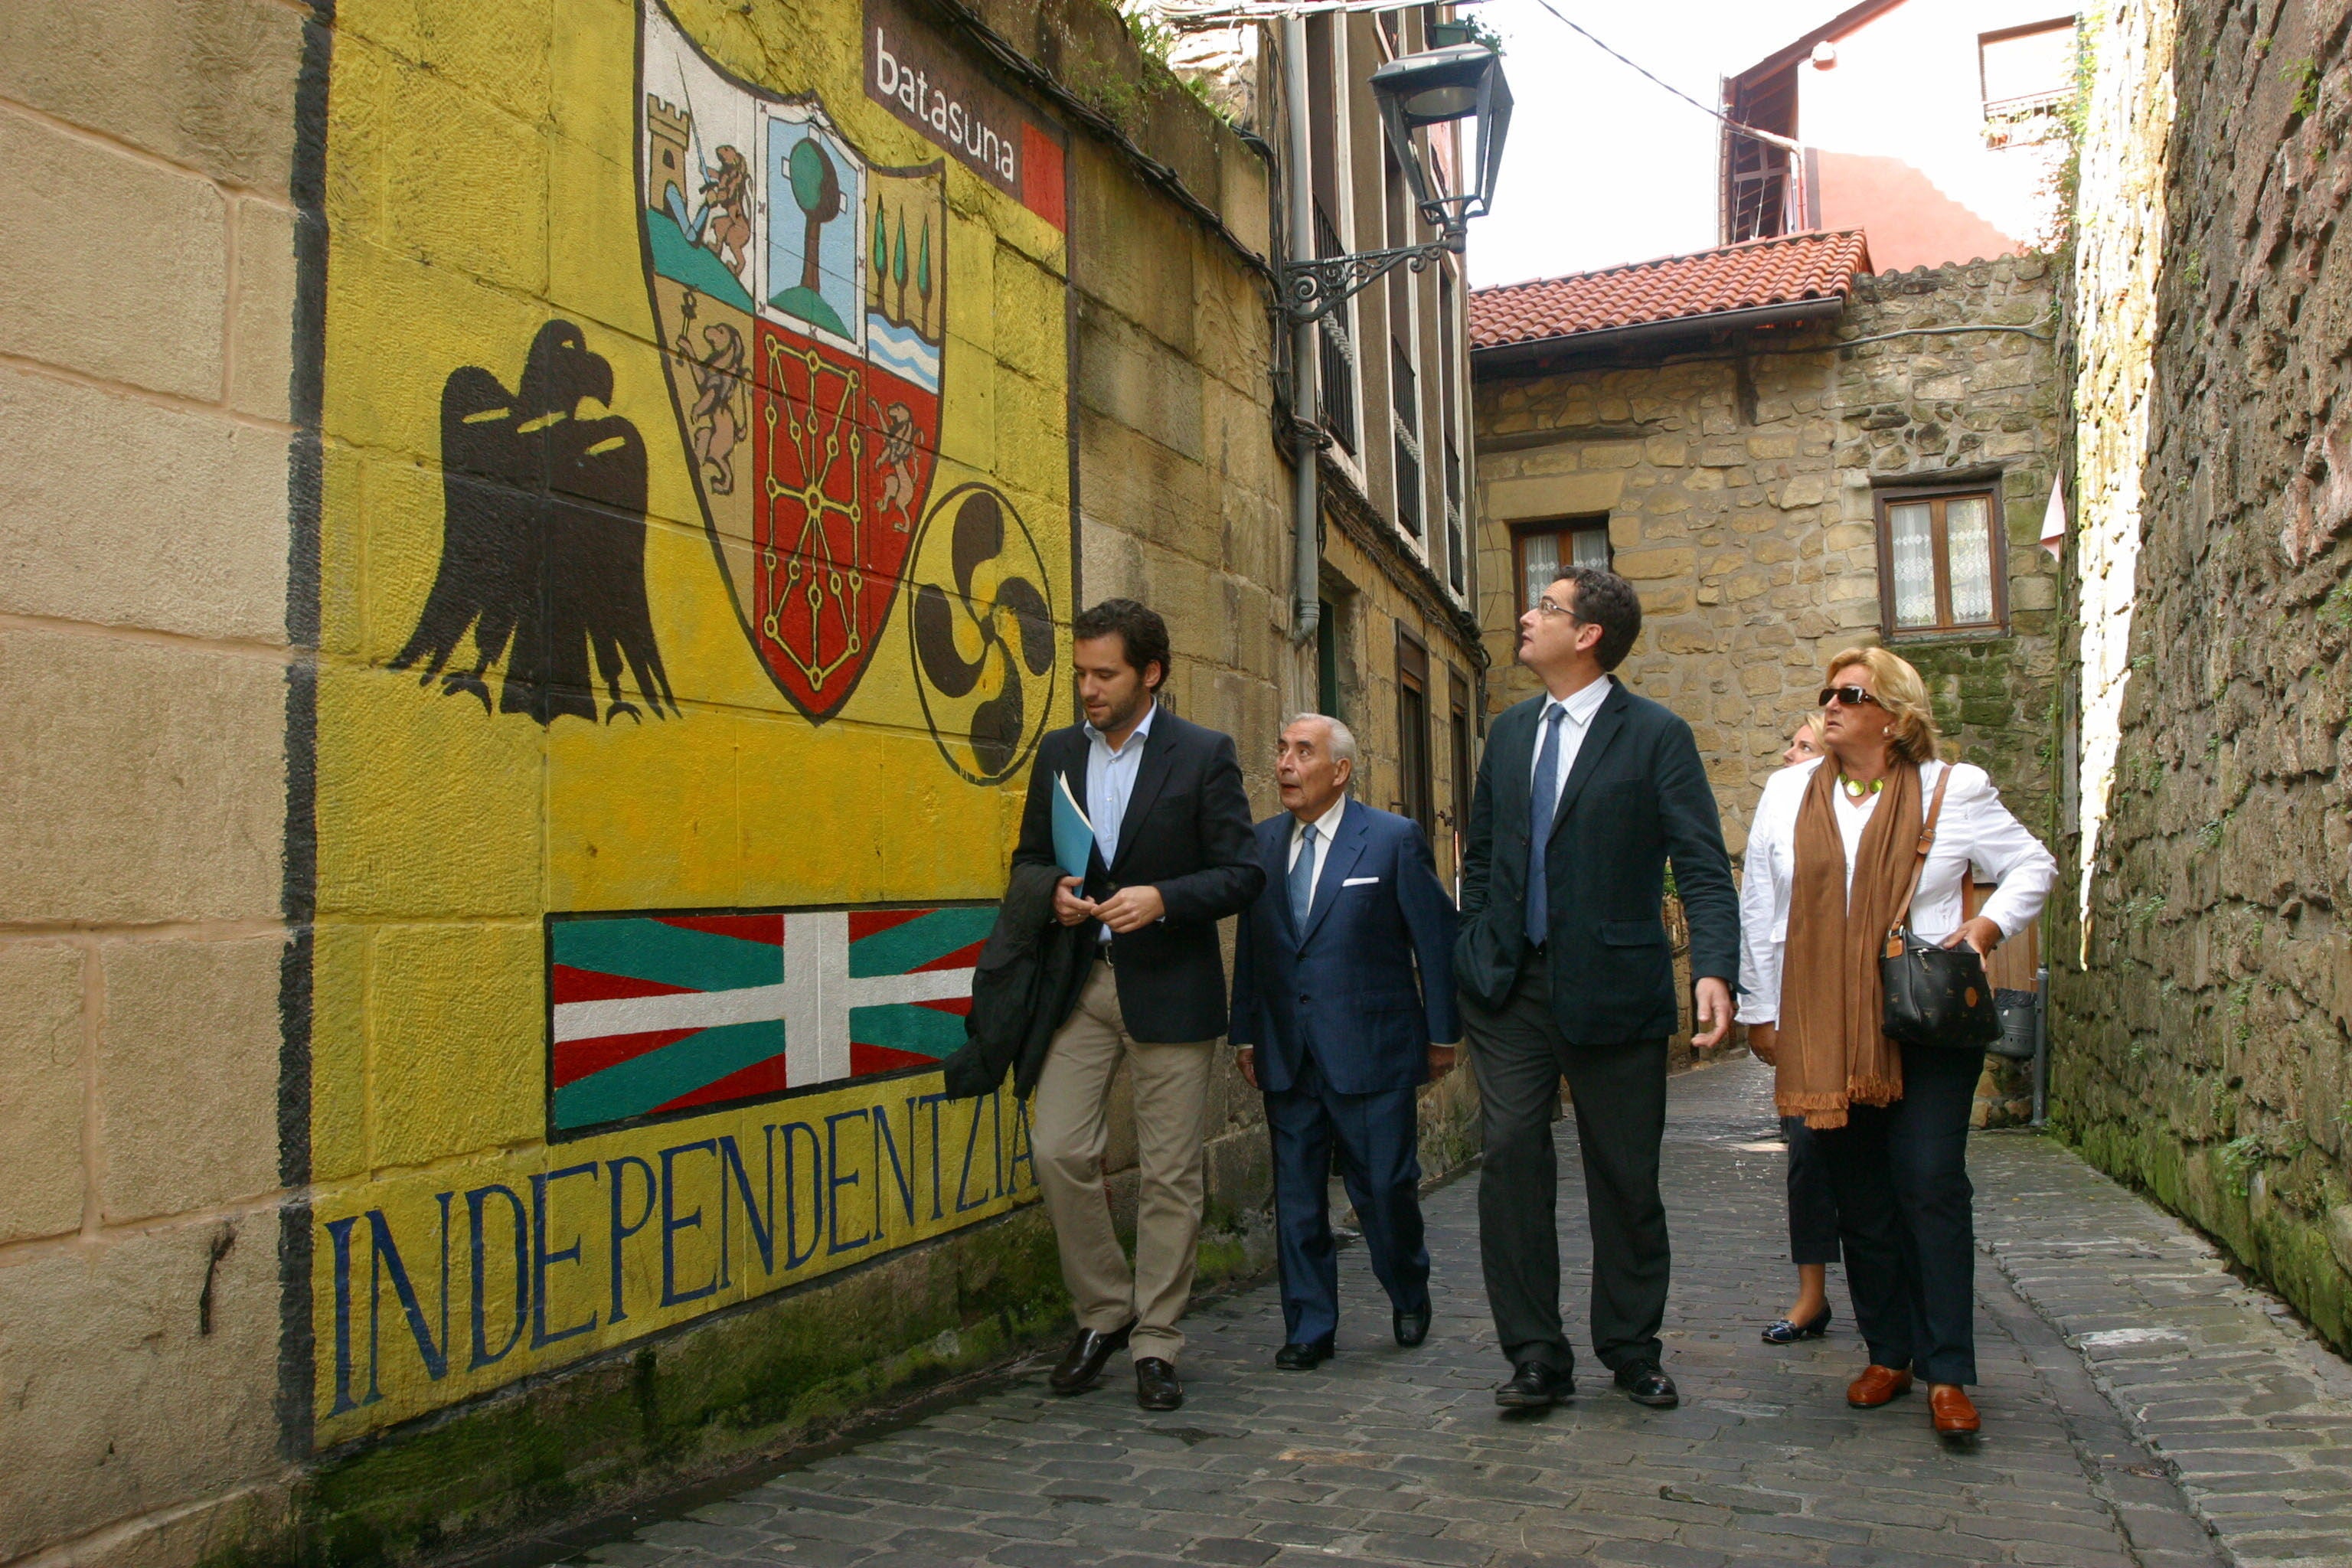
[1084,700,1158,871]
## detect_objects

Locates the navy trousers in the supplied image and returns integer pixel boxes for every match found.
[1817,1043,1984,1385]
[1263,1053,1430,1347]
[1783,1116,1841,1266]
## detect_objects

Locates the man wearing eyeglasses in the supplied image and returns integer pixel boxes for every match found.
[1455,565,1738,1412]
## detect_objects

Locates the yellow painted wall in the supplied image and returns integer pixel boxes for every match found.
[312,0,1071,1445]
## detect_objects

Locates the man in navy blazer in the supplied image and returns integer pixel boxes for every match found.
[1229,714,1459,1370]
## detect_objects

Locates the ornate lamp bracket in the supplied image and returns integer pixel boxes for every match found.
[1280,234,1461,325]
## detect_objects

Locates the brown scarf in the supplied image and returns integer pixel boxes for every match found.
[1775,760,1920,1129]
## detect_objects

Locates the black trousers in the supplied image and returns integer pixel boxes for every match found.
[1783,1116,1841,1266]
[1816,1043,1984,1385]
[1463,952,1668,1374]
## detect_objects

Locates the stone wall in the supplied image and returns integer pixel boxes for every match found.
[1472,257,2065,858]
[2053,0,2352,1351]
[0,2,305,1563]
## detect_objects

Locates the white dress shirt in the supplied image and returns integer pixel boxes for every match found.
[1083,701,1156,943]
[1284,793,1347,898]
[1083,700,1156,867]
[1736,756,2057,1026]
[1530,675,1614,812]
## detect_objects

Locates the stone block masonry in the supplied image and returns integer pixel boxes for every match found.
[1474,256,2064,861]
[0,2,303,1563]
[2053,0,2352,1358]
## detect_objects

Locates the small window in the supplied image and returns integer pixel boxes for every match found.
[1980,18,2076,117]
[1512,518,1610,612]
[1396,629,1432,839]
[1876,487,2005,635]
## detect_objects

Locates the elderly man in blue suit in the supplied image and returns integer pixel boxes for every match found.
[1230,714,1460,1370]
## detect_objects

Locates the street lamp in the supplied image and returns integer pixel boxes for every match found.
[1281,41,1511,323]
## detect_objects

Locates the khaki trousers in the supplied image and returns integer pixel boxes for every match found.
[1030,957,1216,1364]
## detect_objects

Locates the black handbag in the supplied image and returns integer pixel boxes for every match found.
[1879,769,2001,1051]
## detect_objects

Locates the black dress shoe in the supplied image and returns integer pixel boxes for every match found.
[1393,1301,1432,1348]
[1760,1306,1833,1345]
[1275,1338,1334,1371]
[1047,1321,1132,1393]
[1493,1361,1573,1407]
[1613,1361,1680,1408]
[1135,1357,1184,1410]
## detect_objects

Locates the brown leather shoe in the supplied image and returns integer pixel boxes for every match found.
[1847,1365,1916,1407]
[1929,1383,1981,1434]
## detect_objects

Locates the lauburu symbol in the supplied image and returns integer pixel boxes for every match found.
[911,485,1054,782]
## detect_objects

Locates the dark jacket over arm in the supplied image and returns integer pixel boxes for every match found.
[1010,710,1263,1043]
[942,861,1091,1100]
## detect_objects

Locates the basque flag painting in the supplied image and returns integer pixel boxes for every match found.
[547,903,991,1138]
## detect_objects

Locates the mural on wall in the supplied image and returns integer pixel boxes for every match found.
[390,322,678,724]
[642,6,952,721]
[304,0,1071,1445]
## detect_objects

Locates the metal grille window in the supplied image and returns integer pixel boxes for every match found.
[1313,203,1355,453]
[1392,344,1421,540]
[1877,488,2005,634]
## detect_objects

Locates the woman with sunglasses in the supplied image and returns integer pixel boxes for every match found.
[1737,648,2055,1436]
[1759,710,1839,1348]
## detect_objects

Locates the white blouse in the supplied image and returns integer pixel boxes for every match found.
[1736,757,2057,1027]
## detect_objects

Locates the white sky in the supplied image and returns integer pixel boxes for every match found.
[1464,0,1859,287]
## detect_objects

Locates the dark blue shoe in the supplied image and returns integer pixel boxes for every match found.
[1761,1307,1833,1344]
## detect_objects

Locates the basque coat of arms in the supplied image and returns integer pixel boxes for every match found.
[639,0,946,720]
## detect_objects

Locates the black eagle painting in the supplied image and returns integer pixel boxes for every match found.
[390,320,679,725]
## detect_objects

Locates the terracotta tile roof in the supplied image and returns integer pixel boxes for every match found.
[1468,231,1873,351]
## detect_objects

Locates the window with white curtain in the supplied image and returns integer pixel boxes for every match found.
[1878,488,2004,634]
[1514,519,1612,612]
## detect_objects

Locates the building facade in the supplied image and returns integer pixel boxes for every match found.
[1161,3,1489,882]
[1720,0,2080,271]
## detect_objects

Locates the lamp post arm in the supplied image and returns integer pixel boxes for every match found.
[1280,234,1461,325]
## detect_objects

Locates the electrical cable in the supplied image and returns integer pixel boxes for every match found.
[1520,0,1802,153]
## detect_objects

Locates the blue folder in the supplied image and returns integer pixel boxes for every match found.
[1051,773,1095,880]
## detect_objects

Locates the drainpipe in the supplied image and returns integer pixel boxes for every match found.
[1283,15,1320,649]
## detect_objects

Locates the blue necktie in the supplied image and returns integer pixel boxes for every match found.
[1290,823,1319,930]
[1525,705,1566,947]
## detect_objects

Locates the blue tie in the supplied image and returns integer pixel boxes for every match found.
[1290,823,1319,930]
[1525,705,1566,947]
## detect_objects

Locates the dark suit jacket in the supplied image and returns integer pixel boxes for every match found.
[1011,707,1263,1043]
[1227,802,1459,1096]
[1456,678,1737,1044]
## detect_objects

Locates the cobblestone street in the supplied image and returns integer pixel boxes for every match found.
[528,1060,2352,1568]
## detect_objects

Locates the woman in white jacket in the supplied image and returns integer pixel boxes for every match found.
[1739,647,2054,1437]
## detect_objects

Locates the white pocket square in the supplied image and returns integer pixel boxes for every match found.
[1341,876,1380,887]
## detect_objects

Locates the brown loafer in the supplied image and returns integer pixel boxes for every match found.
[1929,1383,1981,1434]
[1847,1365,1915,1408]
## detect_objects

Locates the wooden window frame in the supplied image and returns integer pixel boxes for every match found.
[1394,626,1432,838]
[1873,482,2009,638]
[1446,668,1473,879]
[1508,515,1611,612]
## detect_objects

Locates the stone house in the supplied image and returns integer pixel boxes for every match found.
[1470,232,2065,856]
